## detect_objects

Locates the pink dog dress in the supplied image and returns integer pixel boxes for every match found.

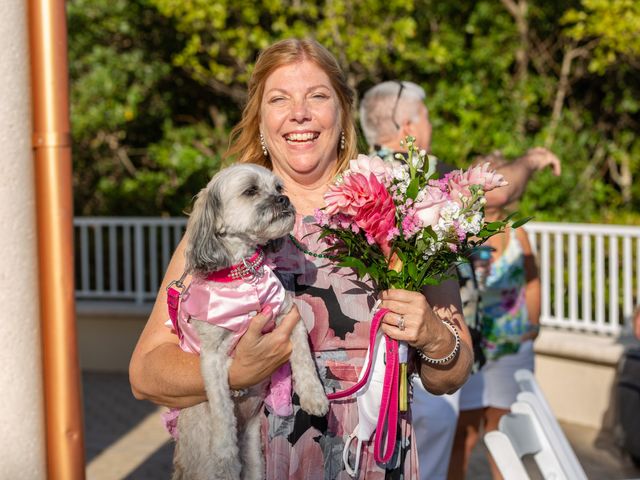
[163,249,293,438]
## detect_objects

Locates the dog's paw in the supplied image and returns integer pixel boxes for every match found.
[299,392,329,417]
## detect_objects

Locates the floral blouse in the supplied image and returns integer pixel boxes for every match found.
[263,214,420,480]
[480,228,531,361]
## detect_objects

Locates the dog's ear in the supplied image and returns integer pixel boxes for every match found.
[263,236,286,254]
[184,185,231,274]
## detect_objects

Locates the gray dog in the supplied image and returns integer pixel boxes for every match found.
[171,164,329,480]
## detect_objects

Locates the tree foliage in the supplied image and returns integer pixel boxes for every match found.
[68,0,640,222]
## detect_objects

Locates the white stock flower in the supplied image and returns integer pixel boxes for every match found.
[438,202,462,224]
[421,236,444,258]
[460,211,483,235]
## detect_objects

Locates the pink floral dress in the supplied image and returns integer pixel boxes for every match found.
[263,215,420,480]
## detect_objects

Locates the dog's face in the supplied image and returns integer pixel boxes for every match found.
[185,164,296,274]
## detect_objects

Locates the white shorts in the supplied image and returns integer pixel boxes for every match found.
[411,377,460,480]
[459,340,535,411]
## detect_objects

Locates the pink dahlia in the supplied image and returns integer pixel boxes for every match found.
[323,172,372,216]
[324,172,397,256]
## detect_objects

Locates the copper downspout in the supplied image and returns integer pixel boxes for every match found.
[28,1,86,479]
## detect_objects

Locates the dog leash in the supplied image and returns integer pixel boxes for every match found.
[166,271,187,341]
[327,306,400,465]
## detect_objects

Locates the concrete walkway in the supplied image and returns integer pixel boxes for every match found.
[83,372,640,479]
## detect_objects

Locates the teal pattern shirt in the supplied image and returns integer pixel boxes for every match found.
[480,229,531,361]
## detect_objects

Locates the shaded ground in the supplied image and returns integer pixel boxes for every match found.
[83,372,640,479]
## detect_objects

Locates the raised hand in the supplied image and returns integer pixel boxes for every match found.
[524,147,561,176]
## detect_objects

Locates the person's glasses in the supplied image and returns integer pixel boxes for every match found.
[391,81,405,130]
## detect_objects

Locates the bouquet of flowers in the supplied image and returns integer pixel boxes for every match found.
[315,137,529,289]
[315,137,530,469]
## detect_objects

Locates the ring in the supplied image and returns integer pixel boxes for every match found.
[397,315,405,331]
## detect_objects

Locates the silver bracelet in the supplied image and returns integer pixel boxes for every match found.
[416,319,461,365]
[230,388,248,398]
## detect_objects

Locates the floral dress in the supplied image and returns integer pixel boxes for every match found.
[263,214,420,480]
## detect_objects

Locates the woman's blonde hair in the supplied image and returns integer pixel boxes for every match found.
[225,38,357,174]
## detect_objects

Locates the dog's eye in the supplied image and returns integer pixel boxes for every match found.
[275,184,284,193]
[243,186,258,196]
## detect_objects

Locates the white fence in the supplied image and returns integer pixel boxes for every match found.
[74,218,640,336]
[527,222,640,336]
[75,217,186,304]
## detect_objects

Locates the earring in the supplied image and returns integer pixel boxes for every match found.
[340,131,346,151]
[259,132,268,157]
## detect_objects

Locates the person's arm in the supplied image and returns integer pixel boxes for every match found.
[519,228,541,342]
[485,147,561,209]
[632,306,640,340]
[379,278,473,395]
[129,237,300,408]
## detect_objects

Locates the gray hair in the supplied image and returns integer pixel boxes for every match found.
[359,81,427,148]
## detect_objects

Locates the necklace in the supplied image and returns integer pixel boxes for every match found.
[288,234,337,259]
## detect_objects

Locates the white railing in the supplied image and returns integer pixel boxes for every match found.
[74,217,186,304]
[74,218,640,336]
[527,222,640,336]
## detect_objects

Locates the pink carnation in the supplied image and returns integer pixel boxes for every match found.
[414,187,449,228]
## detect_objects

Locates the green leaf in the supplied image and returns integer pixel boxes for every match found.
[406,177,420,200]
[485,221,504,231]
[511,216,534,229]
[337,257,368,277]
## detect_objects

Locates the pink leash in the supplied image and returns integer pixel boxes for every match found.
[167,275,186,341]
[327,307,400,464]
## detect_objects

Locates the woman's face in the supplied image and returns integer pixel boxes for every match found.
[260,60,342,185]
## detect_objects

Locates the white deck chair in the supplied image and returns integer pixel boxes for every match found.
[485,398,568,480]
[484,430,529,480]
[514,369,588,480]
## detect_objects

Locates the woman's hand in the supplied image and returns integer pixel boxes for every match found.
[379,288,460,362]
[228,304,301,390]
[378,289,440,349]
[379,280,473,395]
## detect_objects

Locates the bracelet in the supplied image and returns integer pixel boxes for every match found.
[416,319,461,365]
[230,388,248,398]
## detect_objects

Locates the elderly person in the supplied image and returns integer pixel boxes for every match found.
[359,81,561,207]
[130,39,473,479]
[359,80,560,480]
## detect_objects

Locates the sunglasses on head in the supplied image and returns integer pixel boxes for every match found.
[391,81,405,130]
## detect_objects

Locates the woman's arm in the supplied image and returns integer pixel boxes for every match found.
[518,228,541,341]
[485,148,561,209]
[379,278,473,395]
[129,237,300,408]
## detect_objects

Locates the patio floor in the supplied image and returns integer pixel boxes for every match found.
[83,372,640,480]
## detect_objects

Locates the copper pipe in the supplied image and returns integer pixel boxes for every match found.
[28,1,85,479]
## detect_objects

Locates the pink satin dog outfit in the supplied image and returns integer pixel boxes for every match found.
[164,254,293,438]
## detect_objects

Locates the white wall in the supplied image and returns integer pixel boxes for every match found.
[0,1,47,478]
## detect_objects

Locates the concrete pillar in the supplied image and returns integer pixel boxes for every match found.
[0,1,47,478]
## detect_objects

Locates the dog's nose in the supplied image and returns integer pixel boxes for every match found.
[276,195,291,207]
